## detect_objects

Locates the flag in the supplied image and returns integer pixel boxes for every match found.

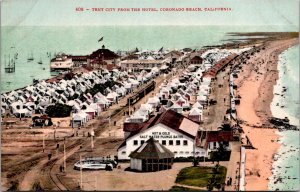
[98,37,103,42]
[158,46,163,52]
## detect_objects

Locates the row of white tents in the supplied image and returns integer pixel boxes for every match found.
[1,68,160,127]
[124,47,248,124]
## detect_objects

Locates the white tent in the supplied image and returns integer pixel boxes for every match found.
[192,102,204,110]
[146,96,160,107]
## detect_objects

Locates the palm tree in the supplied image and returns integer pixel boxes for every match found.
[220,122,231,131]
[207,179,214,191]
[214,142,227,163]
[192,158,199,167]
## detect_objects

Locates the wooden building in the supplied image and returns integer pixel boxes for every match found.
[89,45,120,68]
[118,110,207,160]
[129,137,174,172]
[190,55,203,64]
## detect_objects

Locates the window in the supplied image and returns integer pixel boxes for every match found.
[185,151,189,154]
[169,140,173,145]
[174,151,178,154]
[141,140,145,145]
[176,140,180,146]
[133,140,138,146]
[121,151,126,154]
[162,140,166,145]
[223,141,229,147]
[213,142,217,149]
[183,140,188,146]
[179,151,184,154]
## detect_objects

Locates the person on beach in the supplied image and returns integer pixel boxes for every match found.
[48,153,52,160]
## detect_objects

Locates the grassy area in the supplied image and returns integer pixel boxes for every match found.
[175,165,227,189]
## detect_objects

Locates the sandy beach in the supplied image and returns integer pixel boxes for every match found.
[236,37,299,190]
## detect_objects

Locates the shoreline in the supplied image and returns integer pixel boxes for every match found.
[270,46,299,126]
[235,37,299,190]
[269,45,299,190]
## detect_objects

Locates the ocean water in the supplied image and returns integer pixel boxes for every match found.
[0,25,296,93]
[269,45,299,191]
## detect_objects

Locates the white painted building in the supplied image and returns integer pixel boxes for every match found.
[50,55,74,71]
[120,59,164,71]
[118,110,207,160]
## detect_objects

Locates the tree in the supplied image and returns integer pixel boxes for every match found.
[207,177,215,191]
[221,123,231,131]
[32,181,43,191]
[213,163,220,174]
[47,118,53,126]
[215,183,222,191]
[8,181,19,191]
[192,158,199,167]
[216,142,227,162]
[45,104,72,118]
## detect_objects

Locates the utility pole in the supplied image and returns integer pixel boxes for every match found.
[42,134,45,152]
[91,129,94,150]
[128,99,131,116]
[95,175,97,190]
[64,138,66,172]
[109,111,111,137]
[80,154,83,189]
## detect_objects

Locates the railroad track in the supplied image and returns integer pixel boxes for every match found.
[46,72,175,190]
[48,140,84,190]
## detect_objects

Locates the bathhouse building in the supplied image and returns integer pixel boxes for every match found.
[118,110,207,160]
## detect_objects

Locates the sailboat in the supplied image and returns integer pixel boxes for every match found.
[38,57,43,64]
[27,52,34,62]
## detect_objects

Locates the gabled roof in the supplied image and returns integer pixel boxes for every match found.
[206,131,234,142]
[170,103,182,109]
[120,110,200,147]
[197,130,235,148]
[129,138,174,159]
[189,108,202,116]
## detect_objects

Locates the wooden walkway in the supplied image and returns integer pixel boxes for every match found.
[225,141,241,191]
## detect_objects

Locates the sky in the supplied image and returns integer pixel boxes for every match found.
[1,0,299,28]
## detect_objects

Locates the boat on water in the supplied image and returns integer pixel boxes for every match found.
[74,159,117,170]
[38,58,43,64]
[27,52,34,62]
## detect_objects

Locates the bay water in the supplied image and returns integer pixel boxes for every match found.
[0,25,295,93]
